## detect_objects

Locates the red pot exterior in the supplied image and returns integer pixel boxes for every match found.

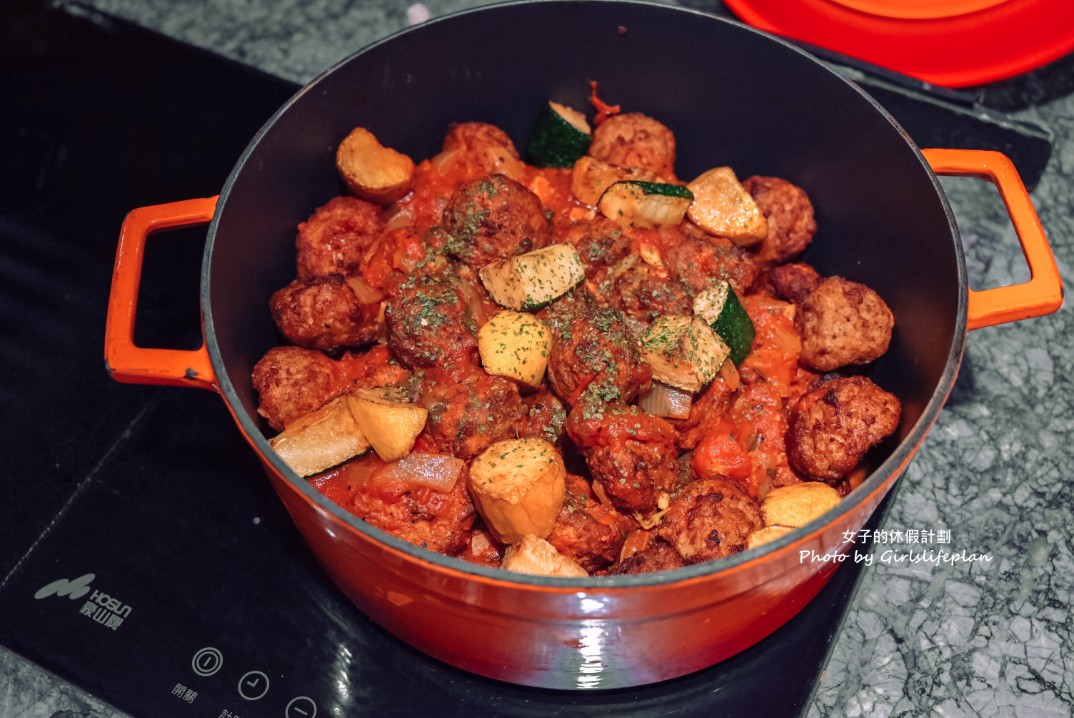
[257,437,911,686]
[192,1,976,689]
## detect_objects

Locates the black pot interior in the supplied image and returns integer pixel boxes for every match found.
[204,0,965,557]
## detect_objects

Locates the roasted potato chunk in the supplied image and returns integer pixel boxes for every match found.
[501,534,588,577]
[687,166,768,245]
[477,310,552,388]
[468,438,567,544]
[336,127,415,204]
[346,387,428,462]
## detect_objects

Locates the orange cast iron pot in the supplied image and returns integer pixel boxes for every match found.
[102,1,1062,689]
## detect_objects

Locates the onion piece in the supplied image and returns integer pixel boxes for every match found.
[383,207,415,232]
[431,147,462,173]
[344,275,384,304]
[638,381,693,419]
[375,453,465,493]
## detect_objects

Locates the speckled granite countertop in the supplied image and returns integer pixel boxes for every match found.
[5,1,1071,716]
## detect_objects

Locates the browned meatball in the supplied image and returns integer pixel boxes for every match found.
[788,376,901,482]
[797,276,895,371]
[440,174,551,269]
[665,224,762,296]
[587,258,693,324]
[269,275,382,353]
[415,369,527,459]
[766,262,822,303]
[608,537,685,575]
[442,122,520,159]
[588,113,676,178]
[296,196,385,280]
[567,402,680,516]
[655,478,762,564]
[539,292,652,406]
[251,345,410,431]
[440,122,525,181]
[321,455,476,555]
[555,214,631,272]
[743,176,817,264]
[517,389,568,445]
[548,475,635,573]
[384,273,478,371]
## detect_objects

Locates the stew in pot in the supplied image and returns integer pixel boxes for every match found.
[251,88,901,577]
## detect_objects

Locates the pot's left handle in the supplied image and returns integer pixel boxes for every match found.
[104,197,219,390]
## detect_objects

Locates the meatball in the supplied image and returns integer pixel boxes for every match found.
[440,122,525,181]
[539,291,651,406]
[766,262,821,303]
[588,257,693,324]
[269,275,382,353]
[588,112,676,178]
[567,402,680,516]
[548,474,635,573]
[318,455,476,555]
[743,176,817,264]
[252,345,409,431]
[655,478,763,564]
[415,369,527,459]
[797,276,895,371]
[517,389,568,445]
[296,196,385,280]
[440,174,551,269]
[555,214,631,272]
[384,273,478,371]
[608,537,685,576]
[788,375,901,483]
[664,223,762,296]
[442,122,520,159]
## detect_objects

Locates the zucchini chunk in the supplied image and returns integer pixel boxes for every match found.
[597,180,693,228]
[468,438,567,544]
[269,395,370,477]
[640,315,730,393]
[345,387,428,462]
[478,244,585,311]
[477,310,552,388]
[501,534,588,578]
[570,155,661,206]
[336,127,415,204]
[693,280,756,365]
[686,166,767,244]
[526,101,592,168]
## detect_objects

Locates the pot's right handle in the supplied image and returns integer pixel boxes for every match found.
[104,197,219,390]
[922,148,1063,330]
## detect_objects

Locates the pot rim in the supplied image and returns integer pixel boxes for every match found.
[200,0,969,590]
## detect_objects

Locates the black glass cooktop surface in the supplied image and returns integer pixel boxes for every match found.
[0,6,893,716]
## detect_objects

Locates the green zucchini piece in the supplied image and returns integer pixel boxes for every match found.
[693,280,755,365]
[640,315,730,393]
[526,101,592,168]
[479,244,586,311]
[597,180,694,228]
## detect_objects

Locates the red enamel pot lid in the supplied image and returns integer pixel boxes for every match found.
[723,0,1074,87]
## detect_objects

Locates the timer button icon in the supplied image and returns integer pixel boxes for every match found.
[191,647,223,677]
[238,670,270,701]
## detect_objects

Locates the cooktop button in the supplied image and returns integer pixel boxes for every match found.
[191,647,223,677]
[285,696,317,718]
[237,670,270,700]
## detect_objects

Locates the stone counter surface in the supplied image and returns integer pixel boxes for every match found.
[5,1,1072,716]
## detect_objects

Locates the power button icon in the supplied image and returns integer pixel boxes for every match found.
[191,647,223,677]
